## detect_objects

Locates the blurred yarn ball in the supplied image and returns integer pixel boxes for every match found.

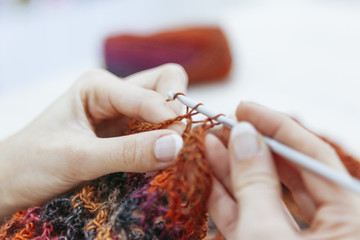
[104,26,232,84]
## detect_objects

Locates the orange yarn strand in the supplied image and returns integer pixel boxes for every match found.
[71,185,102,212]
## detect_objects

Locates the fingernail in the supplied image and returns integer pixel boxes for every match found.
[155,134,183,162]
[230,122,260,160]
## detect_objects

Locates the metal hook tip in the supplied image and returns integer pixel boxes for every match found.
[167,91,176,100]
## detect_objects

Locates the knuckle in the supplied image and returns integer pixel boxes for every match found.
[80,68,109,80]
[233,172,279,196]
[138,91,163,113]
[161,63,185,72]
[118,137,141,171]
[75,68,112,88]
[145,89,162,100]
[74,68,119,102]
[73,69,104,90]
[160,63,189,84]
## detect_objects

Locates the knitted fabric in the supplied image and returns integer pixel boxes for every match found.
[0,103,224,240]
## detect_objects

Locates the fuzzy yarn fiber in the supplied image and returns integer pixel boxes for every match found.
[1,101,360,240]
[0,104,225,240]
[104,27,232,85]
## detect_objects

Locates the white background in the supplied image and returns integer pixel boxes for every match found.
[1,0,359,157]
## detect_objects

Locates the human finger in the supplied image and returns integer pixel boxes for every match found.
[69,130,183,179]
[76,69,180,124]
[208,125,230,147]
[206,126,302,233]
[236,102,352,204]
[228,122,294,237]
[276,156,317,223]
[207,106,316,222]
[207,177,238,238]
[205,134,232,195]
[236,102,347,173]
[124,63,188,115]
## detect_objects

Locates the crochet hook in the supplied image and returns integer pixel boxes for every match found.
[167,91,360,194]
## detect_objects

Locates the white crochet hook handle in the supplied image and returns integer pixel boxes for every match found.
[168,91,360,194]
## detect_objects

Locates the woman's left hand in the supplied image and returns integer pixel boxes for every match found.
[0,64,188,218]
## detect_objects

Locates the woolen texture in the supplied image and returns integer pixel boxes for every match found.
[1,102,359,239]
[0,105,223,240]
[104,27,232,85]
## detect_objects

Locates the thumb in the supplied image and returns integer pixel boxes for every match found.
[229,122,292,235]
[80,130,183,179]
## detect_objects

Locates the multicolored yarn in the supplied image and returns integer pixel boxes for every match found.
[2,95,360,239]
[104,27,232,85]
[0,99,223,240]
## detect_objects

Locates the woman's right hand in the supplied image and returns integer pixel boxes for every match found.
[206,102,360,240]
